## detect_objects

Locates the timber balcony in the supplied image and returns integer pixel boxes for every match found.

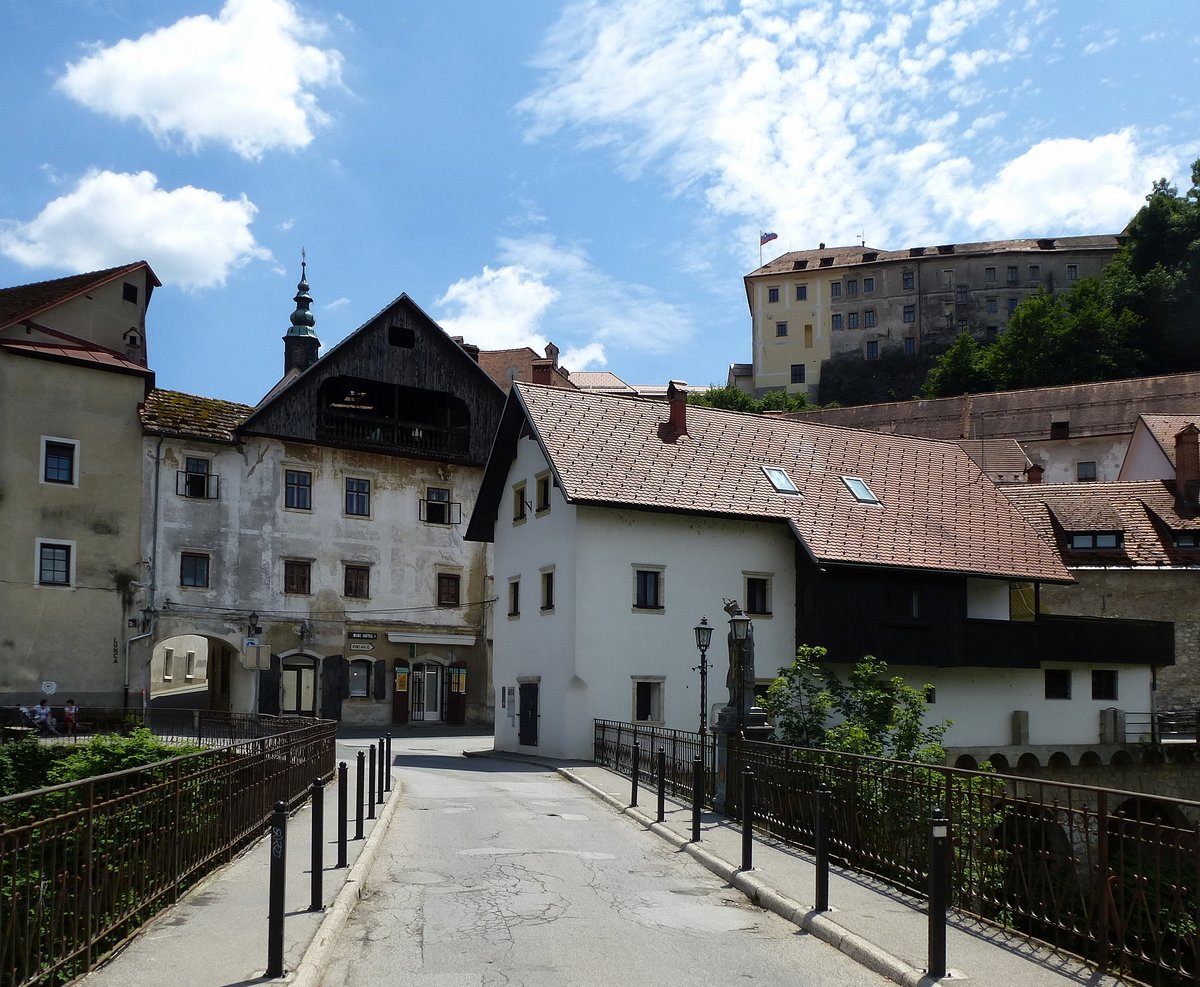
[316,410,470,458]
[961,614,1175,668]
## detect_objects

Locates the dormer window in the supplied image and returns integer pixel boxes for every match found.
[1069,532,1122,550]
[1174,532,1199,548]
[762,466,799,494]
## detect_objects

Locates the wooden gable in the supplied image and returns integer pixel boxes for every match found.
[239,293,504,465]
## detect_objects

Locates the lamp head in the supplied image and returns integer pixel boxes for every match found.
[694,616,713,651]
[728,607,751,642]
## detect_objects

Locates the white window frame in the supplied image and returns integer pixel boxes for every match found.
[632,676,665,724]
[163,647,174,682]
[632,564,665,613]
[507,576,520,618]
[41,436,80,488]
[348,659,372,698]
[744,572,773,617]
[540,566,556,613]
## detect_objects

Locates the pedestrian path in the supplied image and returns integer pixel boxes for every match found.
[554,761,1126,987]
[78,740,1128,987]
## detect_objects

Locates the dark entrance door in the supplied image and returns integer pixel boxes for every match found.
[518,683,538,746]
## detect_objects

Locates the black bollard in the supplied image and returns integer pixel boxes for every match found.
[741,767,755,871]
[368,744,376,820]
[656,748,666,823]
[385,733,393,792]
[336,761,348,868]
[928,808,949,979]
[355,751,365,840]
[376,738,385,804]
[630,742,640,807]
[691,753,702,842]
[310,777,324,912]
[266,801,287,977]
[815,783,831,912]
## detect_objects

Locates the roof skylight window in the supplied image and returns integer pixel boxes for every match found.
[762,466,799,495]
[842,475,880,504]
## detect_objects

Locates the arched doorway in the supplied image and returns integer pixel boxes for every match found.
[280,653,319,717]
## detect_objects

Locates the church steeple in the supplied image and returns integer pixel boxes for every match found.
[283,249,320,373]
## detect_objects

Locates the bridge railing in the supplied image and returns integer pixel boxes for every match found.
[596,720,1200,986]
[0,712,335,987]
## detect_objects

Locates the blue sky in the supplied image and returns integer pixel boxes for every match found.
[2,0,1197,405]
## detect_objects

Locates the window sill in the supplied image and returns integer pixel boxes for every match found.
[540,606,555,614]
[535,508,551,518]
[507,611,520,620]
[512,516,527,526]
[747,611,772,619]
[632,606,664,614]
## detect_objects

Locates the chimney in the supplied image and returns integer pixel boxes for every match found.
[1025,464,1044,484]
[1175,425,1200,502]
[531,358,554,385]
[453,337,481,363]
[667,380,689,436]
[545,341,560,367]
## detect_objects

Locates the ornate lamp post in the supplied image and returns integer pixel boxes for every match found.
[693,616,714,734]
[727,605,751,734]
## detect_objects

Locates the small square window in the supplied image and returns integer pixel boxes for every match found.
[831,313,843,330]
[285,560,311,595]
[847,312,859,329]
[1045,669,1071,700]
[864,310,876,327]
[866,341,879,360]
[842,475,880,504]
[438,573,461,607]
[634,568,663,610]
[830,282,842,298]
[43,440,76,484]
[38,543,72,586]
[985,297,998,314]
[345,477,371,516]
[1067,264,1079,282]
[1174,532,1199,548]
[903,304,915,323]
[541,569,555,611]
[767,287,779,303]
[508,578,520,617]
[1029,264,1041,281]
[633,679,664,723]
[285,469,312,510]
[122,281,138,304]
[796,284,808,301]
[746,576,771,615]
[513,482,528,523]
[536,473,552,513]
[790,364,806,384]
[1007,297,1018,313]
[955,285,968,304]
[180,457,215,499]
[984,267,997,283]
[1007,266,1019,284]
[902,271,914,291]
[904,337,916,356]
[424,486,453,524]
[344,564,370,599]
[885,588,919,620]
[180,552,210,588]
[762,465,799,494]
[942,269,954,289]
[1076,461,1097,483]
[775,321,788,337]
[847,279,858,297]
[1092,670,1117,701]
[863,277,875,293]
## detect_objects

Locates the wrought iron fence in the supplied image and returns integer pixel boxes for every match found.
[0,712,335,987]
[593,720,716,805]
[595,720,1200,986]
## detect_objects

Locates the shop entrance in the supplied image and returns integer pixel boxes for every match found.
[410,661,443,722]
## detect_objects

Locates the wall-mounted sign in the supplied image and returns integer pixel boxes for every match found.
[348,631,377,640]
[394,671,409,691]
[350,642,374,651]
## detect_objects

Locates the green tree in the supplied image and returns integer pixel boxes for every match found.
[919,331,992,397]
[759,646,948,763]
[689,384,809,414]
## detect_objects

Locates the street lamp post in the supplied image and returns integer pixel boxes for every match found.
[248,611,262,714]
[693,616,713,735]
[726,605,751,735]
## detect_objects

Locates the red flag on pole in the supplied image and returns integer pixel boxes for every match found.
[760,231,778,246]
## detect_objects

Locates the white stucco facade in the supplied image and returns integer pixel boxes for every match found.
[492,434,796,760]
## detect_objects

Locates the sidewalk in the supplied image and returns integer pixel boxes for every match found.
[78,745,1129,987]
[551,760,1128,987]
[78,736,399,987]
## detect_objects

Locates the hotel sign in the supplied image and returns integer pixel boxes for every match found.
[348,632,377,640]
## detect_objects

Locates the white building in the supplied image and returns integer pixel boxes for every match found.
[467,382,1173,764]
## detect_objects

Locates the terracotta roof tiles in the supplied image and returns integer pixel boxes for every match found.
[514,383,1072,583]
[140,388,253,443]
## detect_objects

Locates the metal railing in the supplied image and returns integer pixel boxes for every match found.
[594,720,715,805]
[595,720,1200,986]
[0,711,335,986]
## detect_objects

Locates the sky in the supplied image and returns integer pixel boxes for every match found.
[2,0,1197,406]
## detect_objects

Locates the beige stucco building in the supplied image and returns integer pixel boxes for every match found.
[0,263,159,705]
[745,235,1121,403]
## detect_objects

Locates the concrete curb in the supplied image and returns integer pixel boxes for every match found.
[557,766,938,987]
[287,773,403,987]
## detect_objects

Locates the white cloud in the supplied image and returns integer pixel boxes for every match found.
[435,234,691,367]
[1083,30,1119,56]
[324,297,351,311]
[0,170,269,289]
[520,0,1179,250]
[56,0,343,160]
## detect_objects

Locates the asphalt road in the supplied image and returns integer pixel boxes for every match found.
[322,734,887,986]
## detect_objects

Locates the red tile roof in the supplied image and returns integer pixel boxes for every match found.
[476,346,574,392]
[0,262,159,328]
[1004,481,1200,567]
[0,338,152,378]
[510,383,1073,583]
[140,388,253,443]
